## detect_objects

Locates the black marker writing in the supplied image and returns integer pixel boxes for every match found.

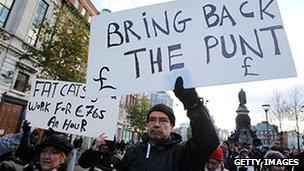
[242,56,259,76]
[93,66,116,91]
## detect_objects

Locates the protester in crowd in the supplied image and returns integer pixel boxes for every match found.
[235,148,254,171]
[16,122,70,164]
[23,135,73,171]
[249,145,263,159]
[78,133,122,171]
[0,132,23,162]
[66,137,83,171]
[248,145,263,171]
[222,141,238,171]
[261,150,285,171]
[221,142,228,162]
[15,121,44,164]
[0,121,32,161]
[124,142,131,153]
[261,146,270,157]
[121,76,220,170]
[270,141,281,151]
[119,140,125,155]
[292,151,304,171]
[73,137,83,162]
[203,146,229,171]
[221,141,234,171]
[115,140,121,154]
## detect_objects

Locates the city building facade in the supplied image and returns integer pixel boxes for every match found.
[179,122,190,141]
[148,91,173,108]
[0,0,98,135]
[252,121,278,146]
[0,0,59,135]
[116,94,141,143]
[280,131,304,150]
[66,0,98,22]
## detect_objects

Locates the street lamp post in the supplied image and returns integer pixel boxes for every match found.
[262,104,271,146]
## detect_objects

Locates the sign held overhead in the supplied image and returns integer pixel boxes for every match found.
[86,0,296,98]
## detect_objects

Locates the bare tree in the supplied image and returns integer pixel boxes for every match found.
[269,91,288,132]
[286,86,304,152]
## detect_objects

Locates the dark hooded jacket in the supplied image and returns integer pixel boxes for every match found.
[121,103,220,171]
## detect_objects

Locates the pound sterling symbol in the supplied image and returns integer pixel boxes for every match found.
[93,66,117,91]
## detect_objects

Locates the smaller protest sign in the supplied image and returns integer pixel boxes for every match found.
[26,78,120,138]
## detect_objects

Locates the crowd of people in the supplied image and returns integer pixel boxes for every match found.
[0,77,303,171]
[205,140,304,171]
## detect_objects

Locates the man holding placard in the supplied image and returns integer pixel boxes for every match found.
[120,77,219,171]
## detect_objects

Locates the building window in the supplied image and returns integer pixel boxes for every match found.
[88,15,91,23]
[81,7,87,16]
[0,0,14,27]
[13,71,30,92]
[27,0,48,46]
[74,0,80,9]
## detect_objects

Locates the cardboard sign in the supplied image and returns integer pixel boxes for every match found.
[86,0,296,98]
[26,78,120,138]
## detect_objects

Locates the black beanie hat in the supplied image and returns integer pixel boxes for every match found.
[147,104,175,126]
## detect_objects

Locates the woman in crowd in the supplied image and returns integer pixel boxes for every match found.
[23,135,72,171]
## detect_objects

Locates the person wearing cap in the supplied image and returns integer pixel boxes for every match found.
[23,135,73,171]
[121,77,220,171]
[203,146,229,171]
[78,133,122,171]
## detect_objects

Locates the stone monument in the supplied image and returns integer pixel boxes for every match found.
[235,89,259,146]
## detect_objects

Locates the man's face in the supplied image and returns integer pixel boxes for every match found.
[229,143,235,151]
[240,151,248,158]
[147,111,173,142]
[206,158,221,171]
[274,141,281,148]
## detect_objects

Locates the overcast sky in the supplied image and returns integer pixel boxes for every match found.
[90,0,304,133]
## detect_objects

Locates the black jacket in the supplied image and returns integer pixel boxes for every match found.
[121,103,220,171]
[78,148,122,170]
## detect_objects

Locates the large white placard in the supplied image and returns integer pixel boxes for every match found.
[86,0,296,98]
[26,78,120,138]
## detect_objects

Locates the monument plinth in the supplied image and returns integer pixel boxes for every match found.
[235,89,258,146]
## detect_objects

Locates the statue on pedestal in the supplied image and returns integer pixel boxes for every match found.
[232,89,260,147]
[238,89,247,106]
